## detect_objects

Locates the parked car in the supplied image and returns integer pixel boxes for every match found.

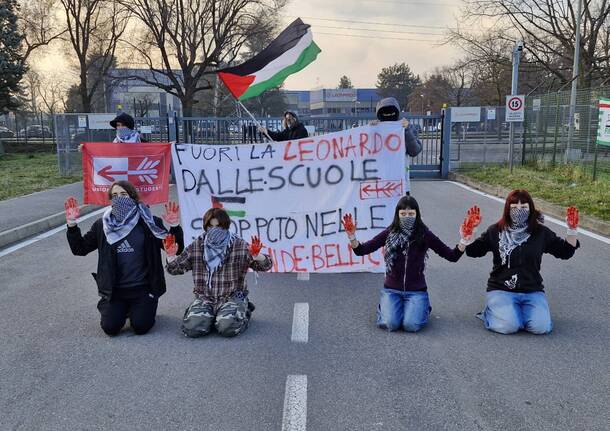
[19,125,53,138]
[0,126,15,138]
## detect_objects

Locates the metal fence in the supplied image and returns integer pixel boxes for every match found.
[523,86,610,180]
[448,87,610,182]
[449,106,524,171]
[56,113,445,177]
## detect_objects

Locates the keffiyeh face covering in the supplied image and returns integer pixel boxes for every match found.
[385,215,416,273]
[203,227,236,287]
[103,196,168,245]
[498,207,531,267]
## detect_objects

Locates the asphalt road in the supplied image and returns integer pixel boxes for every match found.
[0,181,608,431]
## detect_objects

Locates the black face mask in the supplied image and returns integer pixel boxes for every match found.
[377,107,399,122]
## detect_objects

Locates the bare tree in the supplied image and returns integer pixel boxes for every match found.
[18,0,66,63]
[455,0,610,88]
[118,0,286,117]
[59,0,128,112]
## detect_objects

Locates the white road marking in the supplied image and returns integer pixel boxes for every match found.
[282,375,307,431]
[0,207,107,258]
[446,180,610,245]
[291,303,309,343]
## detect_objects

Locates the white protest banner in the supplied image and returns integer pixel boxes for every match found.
[172,123,405,273]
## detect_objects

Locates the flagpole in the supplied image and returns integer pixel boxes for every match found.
[235,99,274,142]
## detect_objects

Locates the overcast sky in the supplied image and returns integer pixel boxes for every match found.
[281,0,464,90]
[36,0,465,91]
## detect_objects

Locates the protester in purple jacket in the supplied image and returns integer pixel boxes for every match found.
[342,196,479,332]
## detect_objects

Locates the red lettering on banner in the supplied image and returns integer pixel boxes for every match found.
[280,250,295,272]
[316,140,331,161]
[359,133,371,156]
[384,133,401,152]
[312,244,325,270]
[298,139,315,161]
[283,141,297,161]
[293,245,307,272]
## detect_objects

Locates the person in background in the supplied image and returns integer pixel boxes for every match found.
[165,208,273,338]
[342,196,481,333]
[65,181,183,336]
[258,111,308,142]
[465,189,580,335]
[370,97,423,195]
[110,112,141,143]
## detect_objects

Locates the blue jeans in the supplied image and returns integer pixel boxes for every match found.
[480,290,552,335]
[377,288,430,332]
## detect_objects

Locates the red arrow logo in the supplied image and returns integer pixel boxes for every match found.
[97,165,127,182]
[360,180,403,199]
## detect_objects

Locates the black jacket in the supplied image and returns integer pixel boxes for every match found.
[466,224,579,293]
[66,217,184,300]
[267,122,309,141]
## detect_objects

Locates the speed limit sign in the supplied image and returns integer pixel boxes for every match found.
[505,95,525,122]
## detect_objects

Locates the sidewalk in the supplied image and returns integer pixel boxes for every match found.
[0,182,101,248]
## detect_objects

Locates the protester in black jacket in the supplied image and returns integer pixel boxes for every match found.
[465,189,580,335]
[258,111,308,141]
[370,97,423,195]
[65,181,184,336]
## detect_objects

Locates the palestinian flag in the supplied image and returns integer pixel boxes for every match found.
[211,196,247,218]
[218,18,321,101]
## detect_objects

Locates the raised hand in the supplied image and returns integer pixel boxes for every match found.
[342,213,356,238]
[460,205,482,245]
[249,235,263,257]
[163,234,178,256]
[64,196,80,226]
[566,206,579,232]
[400,118,410,128]
[162,201,180,226]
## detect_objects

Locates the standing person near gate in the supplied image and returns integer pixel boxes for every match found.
[64,181,184,336]
[465,189,580,335]
[165,207,273,338]
[342,196,481,332]
[258,111,308,141]
[110,112,141,143]
[370,97,422,195]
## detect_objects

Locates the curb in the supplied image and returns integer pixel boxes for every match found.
[0,205,100,249]
[448,172,610,237]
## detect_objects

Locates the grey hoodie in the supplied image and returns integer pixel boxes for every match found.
[375,97,422,157]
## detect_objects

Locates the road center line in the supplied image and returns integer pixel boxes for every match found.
[447,180,610,245]
[0,207,108,259]
[291,303,309,343]
[282,375,307,431]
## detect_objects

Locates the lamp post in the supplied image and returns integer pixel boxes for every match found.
[566,0,583,157]
[420,94,424,114]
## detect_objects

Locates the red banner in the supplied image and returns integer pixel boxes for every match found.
[82,142,171,205]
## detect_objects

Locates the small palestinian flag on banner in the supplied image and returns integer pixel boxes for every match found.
[218,18,321,101]
[211,196,247,218]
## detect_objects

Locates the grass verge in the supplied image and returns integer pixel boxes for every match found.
[457,163,610,222]
[0,153,81,201]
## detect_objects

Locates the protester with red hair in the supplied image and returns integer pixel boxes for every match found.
[465,189,580,335]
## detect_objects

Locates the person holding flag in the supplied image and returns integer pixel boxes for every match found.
[64,180,183,336]
[258,111,308,141]
[165,208,273,338]
[464,190,580,335]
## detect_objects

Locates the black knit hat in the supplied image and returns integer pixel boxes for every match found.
[110,112,135,130]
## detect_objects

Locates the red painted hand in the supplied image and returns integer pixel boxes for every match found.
[249,235,263,257]
[163,234,178,256]
[162,201,180,226]
[566,206,579,230]
[64,196,80,224]
[342,213,356,236]
[460,205,482,239]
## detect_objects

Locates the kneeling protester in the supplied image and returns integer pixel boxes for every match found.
[165,208,273,338]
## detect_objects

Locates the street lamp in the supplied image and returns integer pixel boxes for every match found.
[420,94,424,114]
